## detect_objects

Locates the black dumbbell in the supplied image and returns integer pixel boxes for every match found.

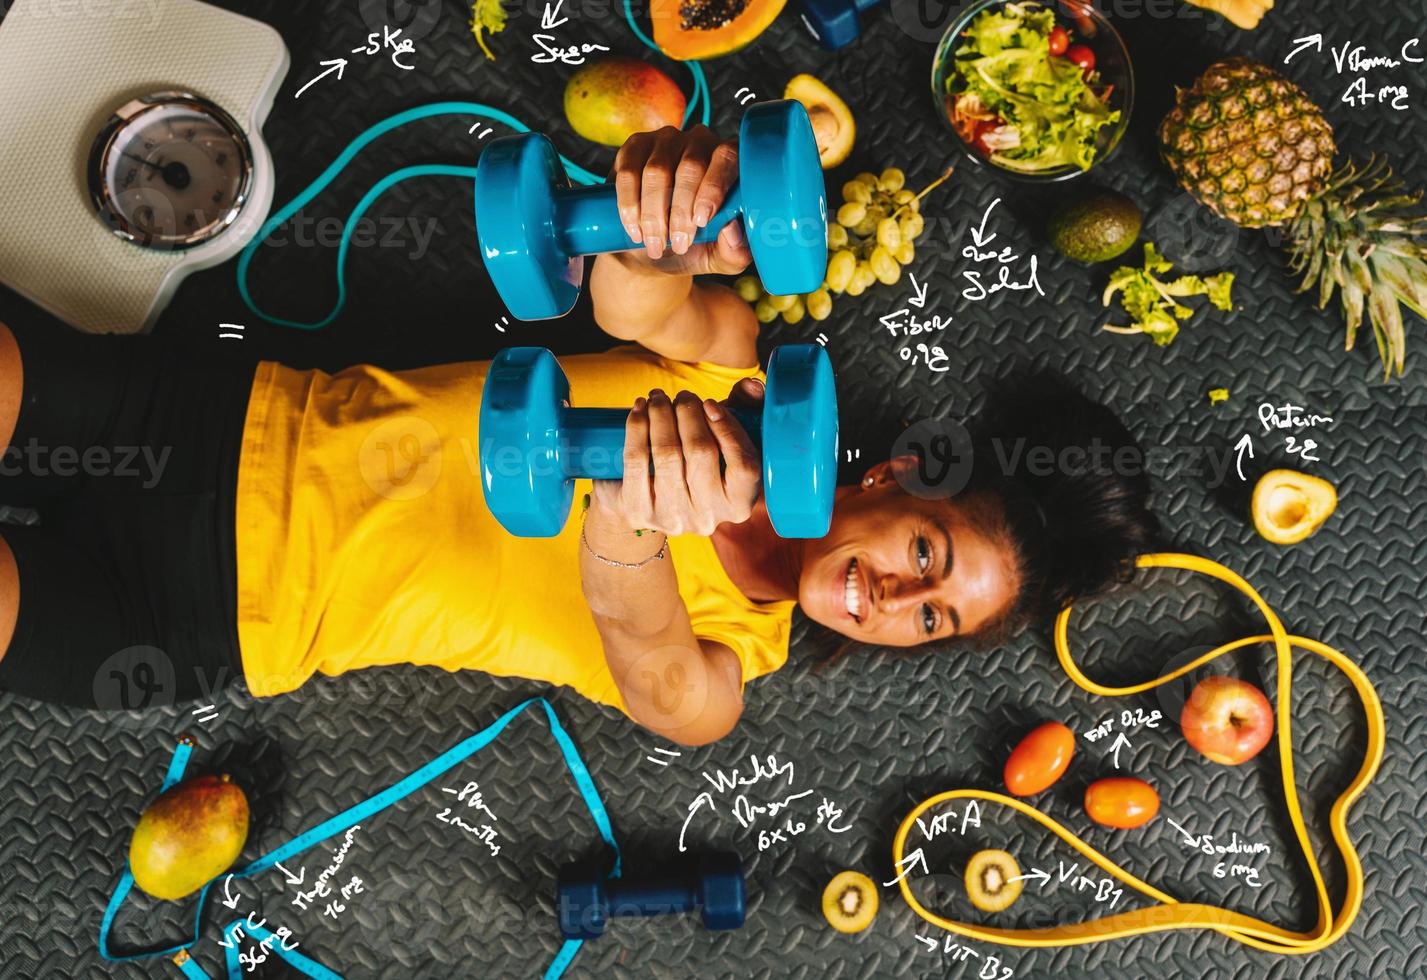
[557,851,745,941]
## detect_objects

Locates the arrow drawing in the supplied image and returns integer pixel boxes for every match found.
[295,59,347,100]
[1284,33,1323,65]
[1234,433,1254,481]
[1110,731,1131,769]
[969,198,1001,248]
[678,792,715,853]
[541,0,568,29]
[274,862,305,887]
[220,874,241,910]
[883,848,929,887]
[908,273,929,308]
[1166,818,1199,848]
[1009,867,1051,886]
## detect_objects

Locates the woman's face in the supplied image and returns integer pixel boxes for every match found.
[797,460,1020,646]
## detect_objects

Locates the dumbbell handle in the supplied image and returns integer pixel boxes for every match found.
[558,405,762,480]
[555,181,745,257]
[603,874,705,917]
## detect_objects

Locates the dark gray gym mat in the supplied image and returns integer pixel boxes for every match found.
[1,0,1423,977]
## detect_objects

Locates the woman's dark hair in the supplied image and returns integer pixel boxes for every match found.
[960,372,1159,635]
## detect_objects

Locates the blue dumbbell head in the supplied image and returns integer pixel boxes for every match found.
[476,100,827,321]
[697,851,746,931]
[479,347,571,537]
[797,0,881,49]
[474,134,583,323]
[738,100,828,297]
[762,344,838,538]
[556,863,608,940]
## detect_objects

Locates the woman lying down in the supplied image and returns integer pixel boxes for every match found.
[0,125,1155,744]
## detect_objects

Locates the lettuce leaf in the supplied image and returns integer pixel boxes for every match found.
[1101,244,1236,347]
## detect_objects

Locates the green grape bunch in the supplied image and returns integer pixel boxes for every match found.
[735,166,951,326]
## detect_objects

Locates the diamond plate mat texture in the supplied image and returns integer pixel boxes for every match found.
[1,0,1425,978]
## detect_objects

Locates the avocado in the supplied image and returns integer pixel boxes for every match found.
[784,74,855,170]
[1251,468,1337,545]
[1046,189,1142,263]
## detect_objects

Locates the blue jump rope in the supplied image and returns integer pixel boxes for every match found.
[99,698,620,980]
[237,0,711,330]
[107,16,710,978]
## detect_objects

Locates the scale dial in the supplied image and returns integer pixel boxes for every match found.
[88,91,254,250]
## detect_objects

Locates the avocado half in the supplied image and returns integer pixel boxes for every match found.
[1251,469,1338,545]
[784,74,855,170]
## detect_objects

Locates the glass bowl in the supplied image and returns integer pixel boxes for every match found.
[930,0,1135,183]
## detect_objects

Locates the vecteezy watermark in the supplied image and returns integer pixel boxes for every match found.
[1150,643,1232,722]
[890,418,975,499]
[358,416,444,501]
[740,207,832,252]
[888,418,1249,493]
[1146,192,1241,271]
[358,0,442,42]
[614,644,713,732]
[886,0,1227,44]
[10,0,164,27]
[0,439,170,488]
[92,645,178,710]
[245,214,443,262]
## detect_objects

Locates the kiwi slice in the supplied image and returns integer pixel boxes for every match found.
[821,870,879,934]
[964,850,1024,913]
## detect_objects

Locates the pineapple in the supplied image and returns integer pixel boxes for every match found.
[1159,58,1427,378]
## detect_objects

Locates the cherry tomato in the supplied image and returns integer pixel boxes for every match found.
[1047,25,1070,56]
[1084,777,1159,829]
[1065,43,1096,77]
[1004,722,1075,796]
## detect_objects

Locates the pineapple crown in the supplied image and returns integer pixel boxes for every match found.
[1288,157,1427,379]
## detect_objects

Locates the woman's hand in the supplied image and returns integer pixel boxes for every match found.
[589,378,765,536]
[612,125,753,275]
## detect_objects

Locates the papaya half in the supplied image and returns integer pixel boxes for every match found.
[652,0,787,61]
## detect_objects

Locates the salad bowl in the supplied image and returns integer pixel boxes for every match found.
[931,0,1135,183]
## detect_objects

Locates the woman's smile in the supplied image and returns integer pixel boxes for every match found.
[842,556,865,624]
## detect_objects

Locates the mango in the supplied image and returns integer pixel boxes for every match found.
[564,58,687,147]
[129,773,249,900]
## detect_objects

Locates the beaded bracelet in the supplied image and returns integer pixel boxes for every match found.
[579,493,667,569]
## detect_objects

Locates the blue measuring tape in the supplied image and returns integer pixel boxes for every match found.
[235,102,603,331]
[239,18,710,332]
[99,697,620,979]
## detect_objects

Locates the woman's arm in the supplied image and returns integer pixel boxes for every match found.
[589,126,760,370]
[581,382,764,745]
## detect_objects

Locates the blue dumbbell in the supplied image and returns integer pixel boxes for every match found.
[557,851,746,941]
[474,100,828,321]
[479,343,838,538]
[797,0,882,49]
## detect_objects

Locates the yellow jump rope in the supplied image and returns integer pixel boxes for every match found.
[892,552,1386,954]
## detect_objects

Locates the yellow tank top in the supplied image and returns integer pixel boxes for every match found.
[233,344,796,715]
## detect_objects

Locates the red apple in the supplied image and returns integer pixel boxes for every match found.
[1179,675,1274,765]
